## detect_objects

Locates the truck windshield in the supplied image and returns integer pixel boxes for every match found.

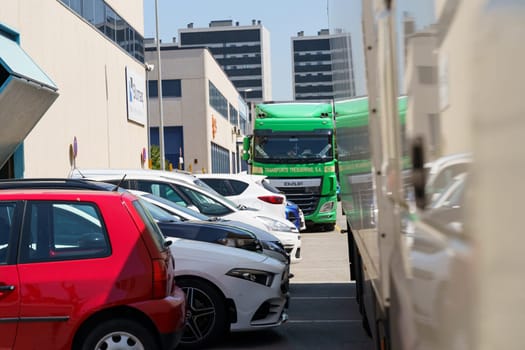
[254,134,333,163]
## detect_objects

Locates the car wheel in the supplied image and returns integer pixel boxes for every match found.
[177,278,228,349]
[80,318,157,350]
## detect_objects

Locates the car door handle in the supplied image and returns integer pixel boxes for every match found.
[0,285,15,292]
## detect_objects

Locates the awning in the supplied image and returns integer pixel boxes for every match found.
[0,23,59,168]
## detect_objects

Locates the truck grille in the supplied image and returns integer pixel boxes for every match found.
[276,187,320,216]
[270,177,322,216]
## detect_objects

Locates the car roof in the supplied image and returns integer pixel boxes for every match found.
[425,153,472,174]
[0,178,120,191]
[75,173,240,210]
[0,188,127,200]
[70,168,198,183]
[197,172,267,184]
[71,169,220,195]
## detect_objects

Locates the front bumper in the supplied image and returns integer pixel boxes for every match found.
[280,235,302,264]
[228,264,289,332]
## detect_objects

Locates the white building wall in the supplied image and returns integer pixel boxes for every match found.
[0,0,147,177]
[261,26,273,101]
[146,47,244,173]
[437,1,481,156]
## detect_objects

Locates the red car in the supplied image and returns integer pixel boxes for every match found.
[0,189,186,350]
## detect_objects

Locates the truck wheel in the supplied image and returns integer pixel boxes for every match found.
[177,278,228,349]
[80,318,157,350]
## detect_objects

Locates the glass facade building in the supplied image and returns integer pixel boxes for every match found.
[179,20,272,103]
[292,30,356,101]
[59,0,144,62]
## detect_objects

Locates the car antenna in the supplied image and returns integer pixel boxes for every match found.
[112,174,127,192]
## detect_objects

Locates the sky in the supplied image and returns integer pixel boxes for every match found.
[143,0,435,101]
[143,0,334,101]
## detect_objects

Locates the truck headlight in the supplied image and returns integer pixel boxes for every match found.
[256,216,299,233]
[319,201,335,213]
[226,268,275,286]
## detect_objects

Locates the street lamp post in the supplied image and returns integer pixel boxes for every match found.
[145,63,154,168]
[154,0,166,170]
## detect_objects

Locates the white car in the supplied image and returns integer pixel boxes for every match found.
[133,190,291,264]
[69,167,219,194]
[197,173,287,220]
[168,237,289,348]
[424,153,472,204]
[70,171,303,263]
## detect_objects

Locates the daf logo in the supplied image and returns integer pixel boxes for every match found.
[284,181,303,187]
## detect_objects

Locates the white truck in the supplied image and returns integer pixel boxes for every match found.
[339,1,525,349]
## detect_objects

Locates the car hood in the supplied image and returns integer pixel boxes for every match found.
[167,237,269,264]
[214,219,280,242]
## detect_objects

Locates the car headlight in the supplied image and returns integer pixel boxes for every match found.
[216,237,262,252]
[226,268,275,286]
[256,216,299,233]
[260,240,290,264]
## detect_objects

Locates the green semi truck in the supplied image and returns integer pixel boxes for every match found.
[242,102,338,231]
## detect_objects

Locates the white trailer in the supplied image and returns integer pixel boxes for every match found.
[343,0,525,349]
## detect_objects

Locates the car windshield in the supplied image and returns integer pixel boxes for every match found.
[261,178,282,194]
[178,185,234,216]
[143,193,210,221]
[140,198,181,222]
[192,178,223,196]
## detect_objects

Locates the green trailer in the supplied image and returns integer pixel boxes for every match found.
[335,96,408,230]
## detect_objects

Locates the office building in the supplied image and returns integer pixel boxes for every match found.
[145,41,249,173]
[178,20,272,103]
[292,29,356,101]
[0,0,148,178]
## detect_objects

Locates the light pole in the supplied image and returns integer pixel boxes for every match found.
[145,63,154,168]
[154,0,166,170]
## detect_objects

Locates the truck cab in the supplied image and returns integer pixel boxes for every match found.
[243,102,338,230]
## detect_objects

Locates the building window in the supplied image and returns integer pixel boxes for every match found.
[209,81,228,119]
[229,103,238,127]
[148,80,181,98]
[59,0,144,62]
[211,142,230,173]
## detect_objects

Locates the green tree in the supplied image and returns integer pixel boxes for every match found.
[149,145,170,170]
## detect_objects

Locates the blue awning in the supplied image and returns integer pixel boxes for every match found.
[0,23,59,168]
[0,25,57,91]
